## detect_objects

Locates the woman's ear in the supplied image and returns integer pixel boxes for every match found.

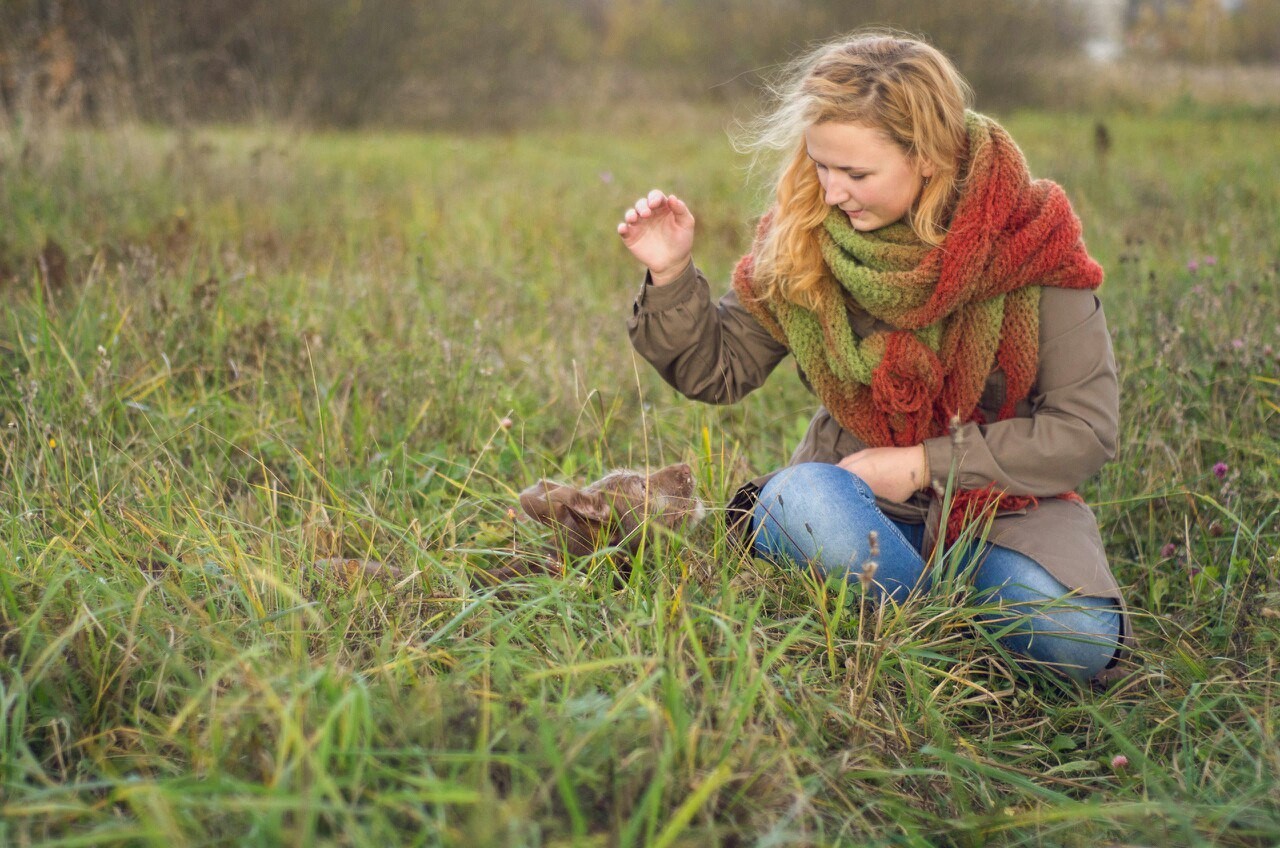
[918,158,937,179]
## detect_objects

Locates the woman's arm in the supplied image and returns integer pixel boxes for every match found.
[620,189,790,404]
[921,287,1120,496]
[627,262,790,404]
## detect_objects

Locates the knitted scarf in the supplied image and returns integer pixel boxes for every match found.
[733,112,1103,541]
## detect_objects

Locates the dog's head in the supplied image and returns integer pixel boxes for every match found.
[519,462,704,557]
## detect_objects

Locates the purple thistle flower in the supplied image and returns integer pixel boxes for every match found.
[1231,339,1245,351]
[1213,461,1228,480]
[1161,542,1177,558]
[1187,259,1200,273]
[1203,255,1217,266]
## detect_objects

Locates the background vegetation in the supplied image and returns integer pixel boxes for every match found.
[3,0,1280,129]
[2,1,1279,845]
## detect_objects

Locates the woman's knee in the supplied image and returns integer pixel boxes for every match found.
[757,462,873,512]
[753,463,877,549]
[750,463,925,601]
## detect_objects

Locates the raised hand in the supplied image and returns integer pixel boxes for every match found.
[617,189,696,286]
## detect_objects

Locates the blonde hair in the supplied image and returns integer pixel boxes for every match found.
[739,30,972,307]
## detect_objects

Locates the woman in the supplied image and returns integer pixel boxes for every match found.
[617,31,1128,685]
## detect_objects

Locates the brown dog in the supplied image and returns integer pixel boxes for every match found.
[488,462,705,581]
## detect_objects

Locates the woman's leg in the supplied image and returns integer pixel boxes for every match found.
[969,545,1122,684]
[748,463,1120,682]
[750,463,928,603]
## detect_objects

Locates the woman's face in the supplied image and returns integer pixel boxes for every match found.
[804,121,934,232]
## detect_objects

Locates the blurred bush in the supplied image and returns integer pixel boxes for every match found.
[0,0,1276,129]
[1130,0,1280,65]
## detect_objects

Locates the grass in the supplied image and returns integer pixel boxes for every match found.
[1,108,1278,846]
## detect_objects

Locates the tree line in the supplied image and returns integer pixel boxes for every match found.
[1,0,1275,129]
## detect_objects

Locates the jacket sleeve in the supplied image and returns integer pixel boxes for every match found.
[627,261,790,405]
[921,286,1120,496]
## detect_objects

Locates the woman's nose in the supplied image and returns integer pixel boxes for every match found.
[823,173,849,206]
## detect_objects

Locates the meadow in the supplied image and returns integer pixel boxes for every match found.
[1,107,1278,846]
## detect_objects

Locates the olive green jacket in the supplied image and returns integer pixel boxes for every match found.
[627,261,1124,608]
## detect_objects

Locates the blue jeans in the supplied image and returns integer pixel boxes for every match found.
[750,463,1121,683]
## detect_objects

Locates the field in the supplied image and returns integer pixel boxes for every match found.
[1,109,1278,846]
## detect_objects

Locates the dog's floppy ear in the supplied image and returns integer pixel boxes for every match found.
[520,481,611,528]
[521,481,614,558]
[556,488,612,525]
[520,480,569,525]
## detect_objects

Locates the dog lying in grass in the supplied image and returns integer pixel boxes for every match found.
[313,462,705,585]
[488,461,706,581]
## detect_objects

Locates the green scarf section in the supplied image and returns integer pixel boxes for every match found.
[760,208,1036,406]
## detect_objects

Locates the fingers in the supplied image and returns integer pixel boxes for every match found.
[618,190,687,224]
[616,190,696,243]
[635,189,666,219]
[617,190,660,238]
[631,190,674,220]
[617,204,643,238]
[836,449,867,472]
